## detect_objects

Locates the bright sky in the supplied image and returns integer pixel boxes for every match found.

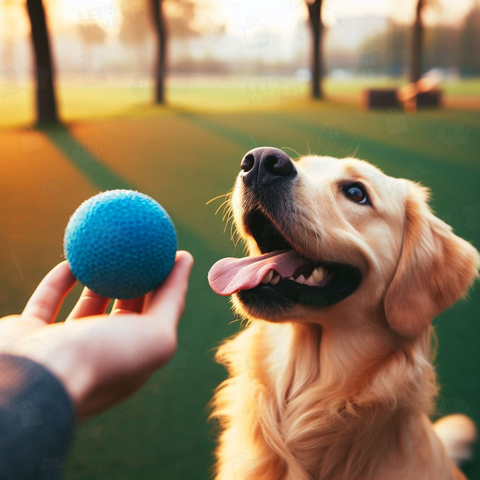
[217,0,477,34]
[0,0,476,41]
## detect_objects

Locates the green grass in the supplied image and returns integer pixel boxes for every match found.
[0,86,479,479]
[1,77,479,128]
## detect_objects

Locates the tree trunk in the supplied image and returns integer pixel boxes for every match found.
[151,0,167,104]
[411,0,425,83]
[307,0,324,100]
[26,0,58,124]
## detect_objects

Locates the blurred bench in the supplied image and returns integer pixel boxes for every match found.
[363,89,399,109]
[397,77,442,111]
[364,77,442,111]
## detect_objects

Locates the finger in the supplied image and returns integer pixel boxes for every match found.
[22,261,77,324]
[66,287,110,322]
[111,296,146,316]
[147,251,194,331]
[143,291,154,310]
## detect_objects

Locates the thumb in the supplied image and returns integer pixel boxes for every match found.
[147,250,194,332]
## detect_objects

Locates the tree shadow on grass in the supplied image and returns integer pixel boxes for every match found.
[40,123,135,192]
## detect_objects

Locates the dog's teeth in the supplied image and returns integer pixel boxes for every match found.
[262,271,274,284]
[296,275,305,284]
[270,274,280,285]
[312,267,325,284]
[304,275,315,286]
[286,276,294,281]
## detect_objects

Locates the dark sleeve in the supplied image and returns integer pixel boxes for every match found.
[0,355,75,480]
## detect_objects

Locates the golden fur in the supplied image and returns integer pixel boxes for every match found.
[211,155,479,480]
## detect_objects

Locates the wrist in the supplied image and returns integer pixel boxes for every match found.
[35,342,93,421]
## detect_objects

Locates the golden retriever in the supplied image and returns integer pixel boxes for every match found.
[208,148,479,480]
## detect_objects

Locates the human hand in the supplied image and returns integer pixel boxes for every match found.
[0,251,193,421]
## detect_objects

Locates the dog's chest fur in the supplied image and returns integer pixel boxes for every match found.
[212,322,459,480]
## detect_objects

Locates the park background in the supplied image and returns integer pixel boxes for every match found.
[0,0,479,478]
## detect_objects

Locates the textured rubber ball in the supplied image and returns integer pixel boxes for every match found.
[64,190,177,299]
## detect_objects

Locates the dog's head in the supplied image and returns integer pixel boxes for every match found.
[209,147,479,339]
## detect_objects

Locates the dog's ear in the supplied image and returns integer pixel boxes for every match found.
[384,181,479,338]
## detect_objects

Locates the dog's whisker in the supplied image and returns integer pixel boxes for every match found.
[223,219,231,234]
[221,209,230,223]
[223,207,233,222]
[351,144,360,158]
[306,140,312,156]
[207,188,241,247]
[281,146,302,160]
[206,192,230,205]
[223,212,235,234]
[221,208,233,225]
[215,200,232,216]
[229,218,237,244]
[233,230,242,247]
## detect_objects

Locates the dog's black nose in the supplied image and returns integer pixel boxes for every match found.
[240,147,296,187]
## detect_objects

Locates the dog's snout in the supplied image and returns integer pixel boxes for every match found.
[241,147,297,187]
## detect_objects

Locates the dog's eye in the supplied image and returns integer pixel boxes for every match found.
[342,183,369,205]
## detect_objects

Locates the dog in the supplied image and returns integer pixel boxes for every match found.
[208,147,479,480]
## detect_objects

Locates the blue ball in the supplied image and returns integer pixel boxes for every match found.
[64,190,177,299]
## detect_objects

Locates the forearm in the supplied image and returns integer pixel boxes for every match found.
[0,355,75,479]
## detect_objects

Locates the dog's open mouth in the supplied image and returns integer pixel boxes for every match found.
[208,209,362,308]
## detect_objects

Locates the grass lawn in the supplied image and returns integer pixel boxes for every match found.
[0,84,479,479]
[1,76,480,127]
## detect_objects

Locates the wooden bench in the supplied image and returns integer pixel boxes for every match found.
[364,78,442,111]
[363,89,399,109]
[397,77,442,111]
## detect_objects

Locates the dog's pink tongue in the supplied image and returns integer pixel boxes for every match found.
[208,250,307,296]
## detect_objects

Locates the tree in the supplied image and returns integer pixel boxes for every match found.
[77,22,107,47]
[1,0,16,67]
[26,0,58,123]
[458,3,480,76]
[119,1,150,45]
[149,0,218,105]
[119,0,151,71]
[150,0,167,104]
[360,21,469,76]
[411,0,426,83]
[306,0,325,99]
